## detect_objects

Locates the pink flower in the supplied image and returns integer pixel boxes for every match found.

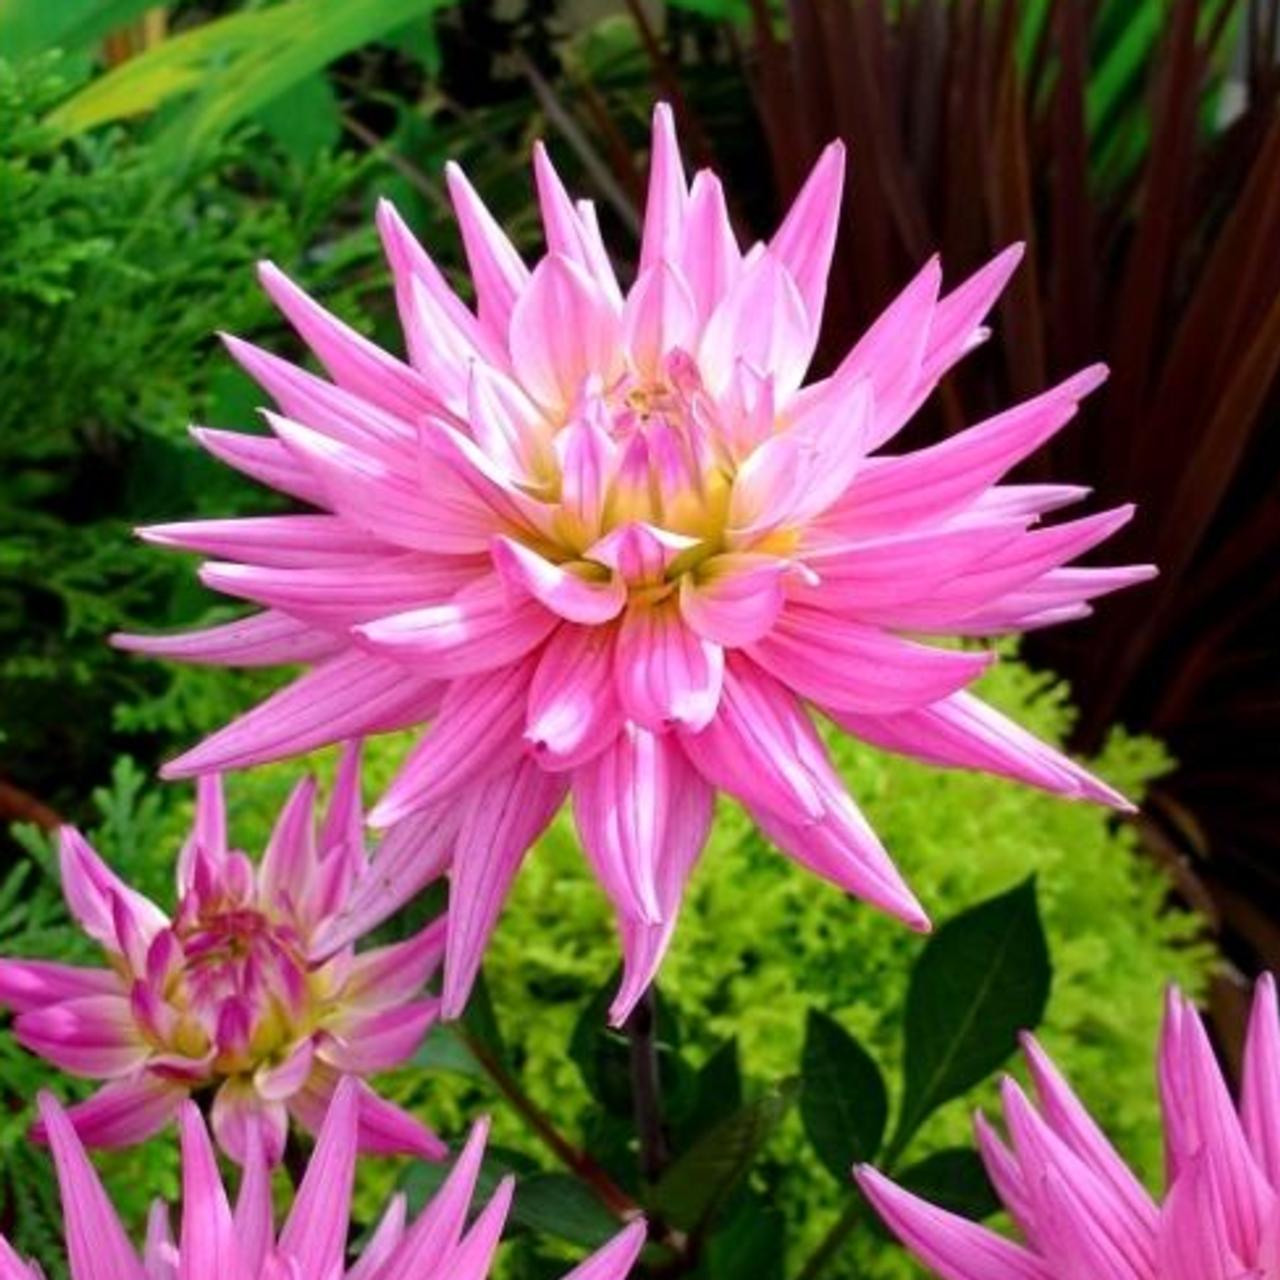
[0,743,446,1165]
[119,104,1150,1024]
[9,1078,646,1280]
[857,975,1280,1280]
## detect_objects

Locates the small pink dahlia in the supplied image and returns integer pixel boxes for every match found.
[120,104,1150,1024]
[9,1078,646,1280]
[858,976,1280,1280]
[0,744,445,1164]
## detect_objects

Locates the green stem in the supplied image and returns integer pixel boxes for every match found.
[457,1027,640,1220]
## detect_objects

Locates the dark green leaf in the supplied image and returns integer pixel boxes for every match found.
[513,1174,621,1248]
[461,968,507,1065]
[892,878,1050,1153]
[673,1038,742,1148]
[651,1081,798,1234]
[412,1022,483,1079]
[253,73,339,164]
[801,1010,888,1178]
[698,1189,785,1280]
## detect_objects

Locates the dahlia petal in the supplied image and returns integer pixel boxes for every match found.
[1155,1156,1243,1280]
[751,789,928,929]
[113,610,343,669]
[561,1221,648,1280]
[781,378,876,524]
[177,1102,253,1280]
[289,1067,446,1161]
[588,522,698,583]
[623,261,698,379]
[1159,991,1274,1259]
[278,1076,360,1274]
[58,828,167,961]
[749,605,992,714]
[796,520,1027,620]
[820,365,1108,537]
[973,1111,1036,1234]
[492,536,626,624]
[574,199,627,311]
[769,140,845,332]
[319,999,440,1074]
[971,482,1092,520]
[525,624,623,770]
[1243,974,1280,1186]
[311,806,459,958]
[357,581,555,684]
[509,254,625,413]
[370,661,532,827]
[830,691,1132,809]
[163,651,443,777]
[345,1194,408,1280]
[199,554,481,627]
[678,553,789,647]
[610,765,713,1025]
[830,256,941,447]
[344,915,447,1010]
[855,1165,1050,1280]
[446,161,531,339]
[573,725,677,924]
[34,1076,184,1151]
[555,409,619,547]
[679,656,826,826]
[256,261,438,423]
[232,1129,273,1275]
[38,1092,147,1280]
[271,415,497,555]
[467,362,549,484]
[639,103,688,271]
[1020,1034,1158,1227]
[917,243,1025,392]
[189,424,327,506]
[259,775,318,910]
[616,598,724,732]
[699,250,812,397]
[727,434,801,538]
[380,1119,491,1272]
[447,1177,516,1280]
[254,1038,316,1103]
[225,334,417,458]
[138,514,384,568]
[680,169,741,323]
[442,761,569,1018]
[0,959,121,1015]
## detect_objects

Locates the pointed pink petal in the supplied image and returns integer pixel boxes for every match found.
[442,761,569,1017]
[623,262,699,379]
[0,959,122,1015]
[678,553,790,647]
[278,1077,359,1273]
[492,536,626,625]
[769,140,845,332]
[525,624,623,770]
[259,775,318,910]
[17,996,149,1080]
[210,1081,287,1167]
[33,1076,184,1151]
[113,610,344,669]
[446,162,531,339]
[855,1165,1049,1280]
[749,604,991,714]
[137,514,384,568]
[1243,974,1280,1186]
[58,827,167,957]
[189,422,328,506]
[560,1220,647,1280]
[346,1194,408,1280]
[232,1128,274,1275]
[638,103,688,270]
[163,650,443,778]
[344,916,447,1010]
[699,250,812,398]
[679,169,740,324]
[616,599,723,732]
[38,1092,147,1280]
[355,574,558,677]
[509,254,624,413]
[319,999,439,1073]
[177,1102,252,1280]
[254,1038,316,1103]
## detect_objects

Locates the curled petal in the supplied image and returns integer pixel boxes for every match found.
[17,996,150,1080]
[616,598,724,732]
[526,625,623,770]
[0,959,122,1016]
[679,553,790,647]
[492,536,626,624]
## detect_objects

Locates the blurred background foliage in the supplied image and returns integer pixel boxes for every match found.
[0,0,1276,1276]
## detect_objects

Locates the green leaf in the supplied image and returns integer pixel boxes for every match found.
[0,0,159,61]
[887,1148,1000,1224]
[513,1174,621,1248]
[800,1010,888,1179]
[699,1189,785,1280]
[253,73,339,164]
[411,1022,484,1079]
[460,968,507,1065]
[676,1038,742,1145]
[892,878,1050,1154]
[651,1081,798,1234]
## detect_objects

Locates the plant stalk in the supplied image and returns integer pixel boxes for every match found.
[626,988,670,1183]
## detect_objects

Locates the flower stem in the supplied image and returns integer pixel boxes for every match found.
[457,1026,640,1219]
[625,988,669,1183]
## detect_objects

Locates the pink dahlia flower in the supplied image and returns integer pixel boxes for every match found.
[8,1078,646,1280]
[857,976,1280,1280]
[0,744,446,1164]
[119,104,1150,1023]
